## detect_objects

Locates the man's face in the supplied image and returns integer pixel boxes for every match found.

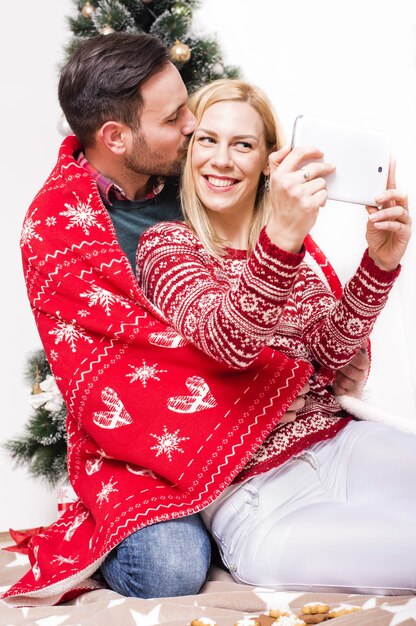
[124,63,196,177]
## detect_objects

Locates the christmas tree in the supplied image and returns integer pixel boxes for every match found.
[68,0,239,92]
[5,0,240,487]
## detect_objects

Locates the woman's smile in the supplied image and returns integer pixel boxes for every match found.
[204,175,240,191]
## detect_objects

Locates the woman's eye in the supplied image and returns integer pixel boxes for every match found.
[197,135,216,145]
[235,141,253,150]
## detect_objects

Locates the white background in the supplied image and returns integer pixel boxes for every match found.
[1,0,415,530]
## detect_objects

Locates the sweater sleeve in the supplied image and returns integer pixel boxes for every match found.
[137,223,304,369]
[297,249,401,370]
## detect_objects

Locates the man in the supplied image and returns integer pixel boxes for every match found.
[5,33,368,606]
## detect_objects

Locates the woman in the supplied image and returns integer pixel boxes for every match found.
[136,79,415,593]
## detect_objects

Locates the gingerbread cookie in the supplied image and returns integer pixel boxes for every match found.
[191,618,217,626]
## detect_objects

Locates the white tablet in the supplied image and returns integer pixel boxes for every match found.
[291,114,391,206]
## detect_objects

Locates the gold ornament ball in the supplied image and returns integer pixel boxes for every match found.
[31,381,42,395]
[31,366,42,395]
[100,24,115,35]
[81,1,95,18]
[170,40,191,63]
[171,1,192,19]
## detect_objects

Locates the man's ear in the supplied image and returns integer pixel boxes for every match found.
[98,121,128,155]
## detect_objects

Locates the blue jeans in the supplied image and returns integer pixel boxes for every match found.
[100,514,211,598]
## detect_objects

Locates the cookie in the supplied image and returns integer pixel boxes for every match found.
[271,614,306,626]
[301,603,330,615]
[191,618,218,626]
[327,605,362,618]
[269,610,293,619]
[299,614,329,624]
[234,619,260,626]
[257,614,279,626]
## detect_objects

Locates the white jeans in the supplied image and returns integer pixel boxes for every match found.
[209,420,416,595]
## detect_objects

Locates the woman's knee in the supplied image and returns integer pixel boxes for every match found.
[100,514,211,598]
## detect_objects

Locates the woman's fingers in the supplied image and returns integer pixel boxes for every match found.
[296,161,336,183]
[278,382,311,426]
[269,145,323,174]
[266,146,334,251]
[286,383,310,411]
[278,411,297,425]
[369,205,410,229]
[332,347,370,398]
[386,156,397,191]
[302,176,329,195]
[268,146,335,193]
[366,175,412,270]
[286,179,329,213]
[269,144,292,168]
[375,188,408,209]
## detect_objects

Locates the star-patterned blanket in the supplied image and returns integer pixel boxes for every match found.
[3,135,312,606]
[1,546,415,624]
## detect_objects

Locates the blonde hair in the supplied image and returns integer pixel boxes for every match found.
[181,79,283,257]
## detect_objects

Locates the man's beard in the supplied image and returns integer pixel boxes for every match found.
[124,130,188,177]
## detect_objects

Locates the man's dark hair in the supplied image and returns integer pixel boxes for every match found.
[58,32,171,147]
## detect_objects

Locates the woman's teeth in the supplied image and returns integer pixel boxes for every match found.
[207,176,236,188]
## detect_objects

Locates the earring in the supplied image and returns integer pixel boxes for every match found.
[264,175,270,192]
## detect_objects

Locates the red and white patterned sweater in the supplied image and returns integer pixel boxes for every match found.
[137,222,400,480]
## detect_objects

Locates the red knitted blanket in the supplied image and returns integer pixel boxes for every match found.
[3,136,312,606]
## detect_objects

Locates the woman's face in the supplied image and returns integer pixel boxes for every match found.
[191,100,269,219]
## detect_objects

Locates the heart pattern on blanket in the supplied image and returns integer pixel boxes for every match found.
[148,329,189,348]
[167,376,217,413]
[85,457,104,475]
[92,387,133,429]
[126,464,157,479]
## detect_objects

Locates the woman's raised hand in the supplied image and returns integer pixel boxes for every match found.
[266,145,336,253]
[366,159,411,271]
